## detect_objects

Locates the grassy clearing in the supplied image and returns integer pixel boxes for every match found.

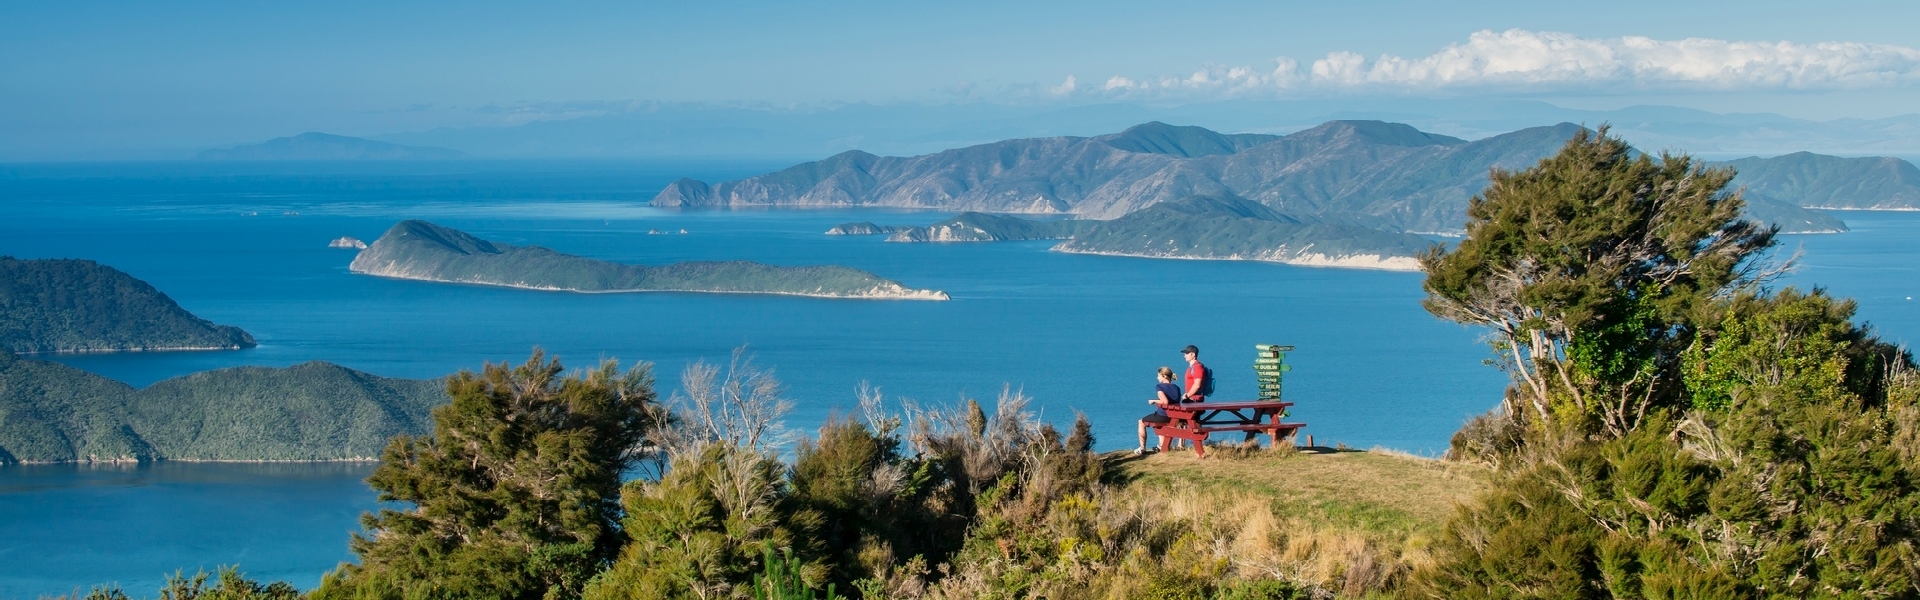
[1062,444,1489,596]
[1108,446,1488,539]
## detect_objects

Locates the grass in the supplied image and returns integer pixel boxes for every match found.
[1084,444,1491,596]
[1107,445,1488,540]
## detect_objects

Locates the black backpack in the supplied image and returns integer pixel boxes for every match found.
[1195,365,1215,397]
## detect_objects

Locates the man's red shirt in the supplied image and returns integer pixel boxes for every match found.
[1184,361,1206,401]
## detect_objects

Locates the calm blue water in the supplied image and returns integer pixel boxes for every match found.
[1,161,1915,597]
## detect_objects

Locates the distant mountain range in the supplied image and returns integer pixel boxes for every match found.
[0,353,446,463]
[659,121,1886,235]
[0,257,255,354]
[356,100,1920,161]
[196,132,467,160]
[350,220,948,299]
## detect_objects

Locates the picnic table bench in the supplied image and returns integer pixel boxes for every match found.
[1152,400,1303,458]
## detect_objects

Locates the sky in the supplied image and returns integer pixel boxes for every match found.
[6,0,1920,158]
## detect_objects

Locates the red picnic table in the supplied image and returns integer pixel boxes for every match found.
[1152,400,1304,458]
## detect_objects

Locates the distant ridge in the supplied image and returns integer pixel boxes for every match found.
[656,120,1865,234]
[1722,152,1920,211]
[196,132,468,160]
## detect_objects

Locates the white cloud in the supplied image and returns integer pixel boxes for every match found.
[1049,75,1077,96]
[1090,29,1920,98]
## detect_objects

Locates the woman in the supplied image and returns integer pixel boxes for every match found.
[1135,366,1183,455]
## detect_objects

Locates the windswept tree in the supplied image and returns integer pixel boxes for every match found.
[1421,127,1775,437]
[313,351,659,600]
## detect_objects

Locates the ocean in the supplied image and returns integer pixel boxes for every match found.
[1,160,1915,597]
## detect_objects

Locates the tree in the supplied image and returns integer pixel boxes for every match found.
[1421,127,1775,437]
[313,351,658,600]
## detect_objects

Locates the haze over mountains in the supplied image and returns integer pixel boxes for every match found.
[659,121,1902,236]
[196,132,467,160]
[358,100,1920,161]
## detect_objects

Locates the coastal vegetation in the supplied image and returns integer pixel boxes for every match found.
[350,220,948,300]
[0,257,255,354]
[0,353,446,463]
[1416,127,1920,597]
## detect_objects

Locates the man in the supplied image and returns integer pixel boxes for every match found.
[1182,345,1207,402]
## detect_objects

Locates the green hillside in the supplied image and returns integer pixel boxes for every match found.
[350,220,948,300]
[0,353,447,463]
[1723,151,1920,210]
[1056,195,1434,268]
[0,257,255,354]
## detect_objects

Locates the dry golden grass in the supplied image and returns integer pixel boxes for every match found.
[1075,445,1491,596]
[1108,445,1488,538]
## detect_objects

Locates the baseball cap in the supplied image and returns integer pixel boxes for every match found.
[1180,345,1199,355]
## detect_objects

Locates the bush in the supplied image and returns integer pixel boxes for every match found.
[314,351,658,600]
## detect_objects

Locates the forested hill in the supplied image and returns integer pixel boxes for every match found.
[350,220,949,299]
[0,352,447,463]
[0,257,255,354]
[655,120,1885,234]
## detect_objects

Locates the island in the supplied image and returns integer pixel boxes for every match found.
[349,220,949,300]
[329,236,369,249]
[0,257,256,354]
[0,351,447,463]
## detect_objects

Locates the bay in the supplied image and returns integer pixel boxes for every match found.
[0,160,1915,597]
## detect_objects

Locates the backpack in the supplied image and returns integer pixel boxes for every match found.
[1195,365,1215,397]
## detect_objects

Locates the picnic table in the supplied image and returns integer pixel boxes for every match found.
[1151,400,1303,458]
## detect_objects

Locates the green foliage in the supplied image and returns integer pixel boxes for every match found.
[753,548,844,600]
[0,355,446,463]
[58,567,297,600]
[1419,294,1920,598]
[583,444,804,600]
[156,567,301,600]
[1682,288,1895,413]
[1421,126,1775,436]
[315,351,658,600]
[0,256,254,353]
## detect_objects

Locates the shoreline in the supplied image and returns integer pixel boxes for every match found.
[349,268,951,301]
[1051,246,1423,272]
[14,344,251,356]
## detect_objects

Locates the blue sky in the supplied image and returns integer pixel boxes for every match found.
[6,0,1920,157]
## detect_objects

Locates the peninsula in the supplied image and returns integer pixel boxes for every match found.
[349,220,948,300]
[835,195,1433,270]
[0,257,255,354]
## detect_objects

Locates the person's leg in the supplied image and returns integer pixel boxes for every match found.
[1137,420,1148,451]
